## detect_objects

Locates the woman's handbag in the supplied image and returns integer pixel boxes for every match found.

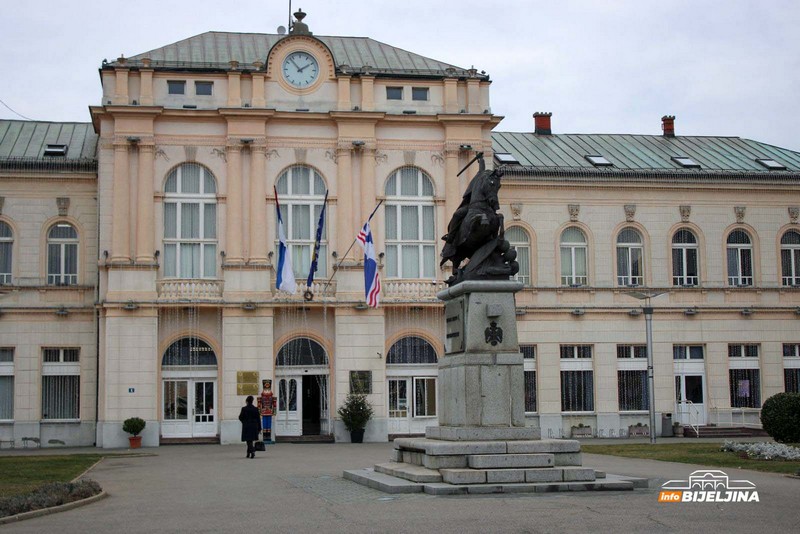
[254,440,266,451]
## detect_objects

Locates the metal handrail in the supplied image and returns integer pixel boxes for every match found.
[685,401,700,437]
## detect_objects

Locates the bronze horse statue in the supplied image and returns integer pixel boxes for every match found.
[440,153,519,286]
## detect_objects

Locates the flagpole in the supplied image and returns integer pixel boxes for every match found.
[321,199,384,294]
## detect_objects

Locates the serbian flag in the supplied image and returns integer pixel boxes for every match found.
[306,190,329,288]
[356,221,381,308]
[274,187,296,294]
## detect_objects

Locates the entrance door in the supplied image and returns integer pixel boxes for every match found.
[162,379,217,437]
[302,376,324,436]
[388,378,410,435]
[276,377,301,436]
[675,374,706,425]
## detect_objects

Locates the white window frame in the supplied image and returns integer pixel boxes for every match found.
[780,231,800,286]
[521,344,537,413]
[727,230,753,286]
[616,228,644,287]
[785,345,800,393]
[41,347,80,421]
[388,378,408,418]
[0,348,13,421]
[163,164,218,279]
[0,221,12,285]
[385,167,436,279]
[617,345,646,359]
[728,344,759,364]
[275,165,328,279]
[47,223,78,286]
[672,229,699,286]
[673,345,704,360]
[560,228,587,286]
[507,226,531,286]
[413,377,437,418]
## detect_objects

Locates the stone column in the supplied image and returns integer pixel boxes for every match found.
[336,143,353,259]
[249,145,268,264]
[337,76,351,111]
[225,144,243,264]
[111,142,130,262]
[139,69,154,106]
[113,68,129,105]
[360,76,375,111]
[135,143,155,263]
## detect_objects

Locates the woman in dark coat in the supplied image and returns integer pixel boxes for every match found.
[239,395,262,458]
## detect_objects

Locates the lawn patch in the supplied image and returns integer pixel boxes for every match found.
[0,455,103,498]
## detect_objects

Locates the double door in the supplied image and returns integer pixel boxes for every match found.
[274,374,328,437]
[162,379,217,438]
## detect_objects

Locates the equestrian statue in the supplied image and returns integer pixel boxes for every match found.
[440,152,519,286]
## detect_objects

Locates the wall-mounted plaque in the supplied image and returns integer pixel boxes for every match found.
[445,298,465,354]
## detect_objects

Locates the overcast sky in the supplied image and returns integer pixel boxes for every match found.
[1,0,798,149]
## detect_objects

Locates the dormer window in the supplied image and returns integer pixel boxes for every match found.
[495,153,519,164]
[585,155,612,167]
[756,158,786,170]
[43,144,68,157]
[672,156,700,168]
[168,80,186,95]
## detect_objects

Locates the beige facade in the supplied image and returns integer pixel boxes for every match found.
[2,14,800,448]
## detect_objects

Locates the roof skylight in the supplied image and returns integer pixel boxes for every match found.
[495,153,519,164]
[585,155,613,167]
[756,158,786,170]
[672,156,700,168]
[43,144,68,157]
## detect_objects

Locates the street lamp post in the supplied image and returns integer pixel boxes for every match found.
[627,291,666,445]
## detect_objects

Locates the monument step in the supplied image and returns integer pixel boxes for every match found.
[393,437,581,456]
[342,468,423,494]
[422,479,635,495]
[468,453,554,469]
[440,466,596,485]
[374,462,443,483]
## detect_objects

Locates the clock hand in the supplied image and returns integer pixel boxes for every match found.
[289,58,301,70]
[298,61,314,72]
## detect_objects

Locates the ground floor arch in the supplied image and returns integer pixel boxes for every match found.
[274,337,331,438]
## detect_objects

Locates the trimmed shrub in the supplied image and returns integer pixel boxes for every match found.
[0,479,102,518]
[122,417,146,437]
[760,392,800,443]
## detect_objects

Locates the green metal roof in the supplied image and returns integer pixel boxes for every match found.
[492,132,800,175]
[112,31,482,79]
[0,121,98,173]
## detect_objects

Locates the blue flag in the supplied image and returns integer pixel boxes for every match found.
[274,186,296,294]
[307,190,328,287]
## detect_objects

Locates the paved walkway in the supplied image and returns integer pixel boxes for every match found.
[2,441,798,533]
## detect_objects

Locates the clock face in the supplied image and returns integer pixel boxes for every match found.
[282,51,319,88]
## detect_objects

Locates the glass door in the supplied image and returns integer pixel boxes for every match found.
[163,380,191,437]
[275,377,301,436]
[192,380,216,436]
[675,374,706,425]
[388,378,409,435]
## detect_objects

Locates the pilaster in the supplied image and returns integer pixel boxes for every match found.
[249,144,268,264]
[225,144,244,264]
[444,78,459,114]
[444,145,461,219]
[139,69,154,106]
[337,76,352,111]
[227,71,242,107]
[135,142,155,263]
[111,142,131,262]
[466,78,481,114]
[251,73,266,107]
[113,68,129,105]
[360,76,375,111]
[336,142,354,259]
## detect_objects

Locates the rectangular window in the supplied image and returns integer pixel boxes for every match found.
[520,345,536,359]
[729,369,760,408]
[43,348,80,363]
[0,348,12,420]
[349,371,372,394]
[618,370,649,411]
[728,344,759,358]
[388,379,408,418]
[195,81,213,96]
[786,369,800,393]
[413,377,436,417]
[783,344,800,358]
[524,370,537,412]
[42,375,79,420]
[673,345,704,360]
[561,370,594,412]
[43,144,68,156]
[168,80,186,95]
[617,345,646,358]
[386,87,403,100]
[411,87,429,101]
[560,345,592,359]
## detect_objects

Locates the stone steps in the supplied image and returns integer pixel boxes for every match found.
[374,462,443,483]
[468,453,554,469]
[440,466,595,485]
[343,468,424,494]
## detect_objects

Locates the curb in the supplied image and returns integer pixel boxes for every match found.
[0,491,108,525]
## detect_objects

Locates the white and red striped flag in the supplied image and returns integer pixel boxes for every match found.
[356,221,381,308]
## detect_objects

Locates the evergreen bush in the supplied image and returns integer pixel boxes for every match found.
[760,392,800,443]
[337,393,373,432]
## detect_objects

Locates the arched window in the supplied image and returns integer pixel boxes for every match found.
[780,230,800,286]
[275,166,328,278]
[0,221,12,285]
[162,338,218,367]
[506,226,531,286]
[560,227,587,286]
[616,228,644,286]
[727,229,753,286]
[276,338,328,367]
[47,223,78,285]
[163,163,218,279]
[385,167,436,279]
[386,336,438,365]
[672,229,699,286]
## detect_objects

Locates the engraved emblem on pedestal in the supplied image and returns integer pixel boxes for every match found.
[484,321,503,346]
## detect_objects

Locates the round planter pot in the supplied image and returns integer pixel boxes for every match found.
[350,429,365,443]
[128,436,143,449]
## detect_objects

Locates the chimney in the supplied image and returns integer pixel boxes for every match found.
[662,115,676,137]
[533,112,552,135]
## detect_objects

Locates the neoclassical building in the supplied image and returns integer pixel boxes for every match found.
[1,13,799,447]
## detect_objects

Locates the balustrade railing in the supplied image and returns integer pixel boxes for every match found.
[383,279,446,300]
[157,279,224,301]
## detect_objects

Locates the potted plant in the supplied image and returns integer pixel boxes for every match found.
[673,421,684,437]
[628,422,649,437]
[570,423,593,438]
[123,417,146,449]
[337,393,373,443]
